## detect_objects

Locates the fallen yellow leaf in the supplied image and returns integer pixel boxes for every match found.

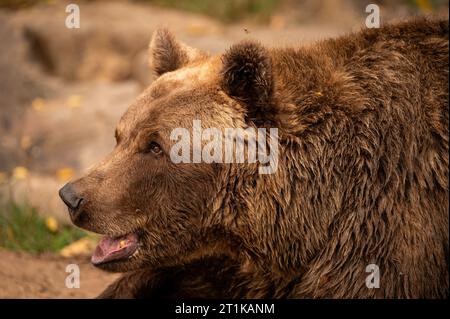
[416,0,433,12]
[60,237,97,257]
[13,166,28,179]
[45,216,59,233]
[57,167,74,182]
[31,97,46,111]
[67,95,83,108]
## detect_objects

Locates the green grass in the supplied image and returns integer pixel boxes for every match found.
[137,0,279,23]
[0,201,87,254]
[0,0,278,20]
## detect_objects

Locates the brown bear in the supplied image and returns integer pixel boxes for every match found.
[59,17,449,298]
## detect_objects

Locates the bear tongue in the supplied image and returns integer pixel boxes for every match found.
[91,233,138,265]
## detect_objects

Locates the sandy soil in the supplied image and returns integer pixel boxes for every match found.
[0,249,119,298]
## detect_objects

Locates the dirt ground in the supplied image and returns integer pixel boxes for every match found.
[0,249,119,298]
[0,0,447,299]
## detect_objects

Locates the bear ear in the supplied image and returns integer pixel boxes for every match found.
[148,28,206,76]
[221,41,274,123]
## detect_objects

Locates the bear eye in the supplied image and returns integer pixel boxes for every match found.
[147,141,162,155]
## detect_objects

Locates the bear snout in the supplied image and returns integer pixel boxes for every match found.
[59,182,85,221]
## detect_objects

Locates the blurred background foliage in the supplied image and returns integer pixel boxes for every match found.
[0,0,448,22]
[139,0,278,23]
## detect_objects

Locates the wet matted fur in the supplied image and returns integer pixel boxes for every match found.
[63,17,448,298]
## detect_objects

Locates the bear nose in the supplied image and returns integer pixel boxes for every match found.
[59,183,83,211]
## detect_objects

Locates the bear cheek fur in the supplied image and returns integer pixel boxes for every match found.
[75,139,228,271]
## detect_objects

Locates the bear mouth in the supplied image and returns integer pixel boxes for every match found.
[91,232,139,265]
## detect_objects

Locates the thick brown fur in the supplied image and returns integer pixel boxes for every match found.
[62,18,448,298]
